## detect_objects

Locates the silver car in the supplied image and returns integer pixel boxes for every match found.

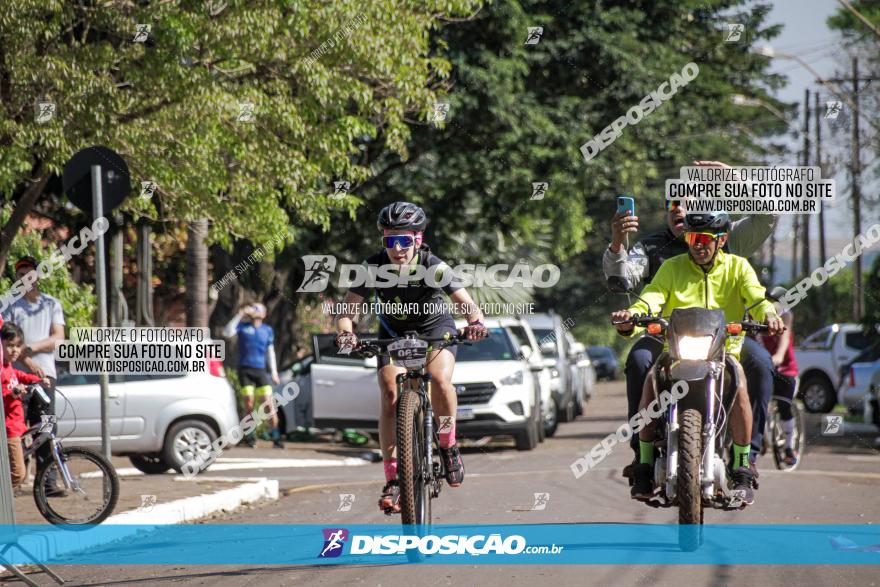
[54,358,238,475]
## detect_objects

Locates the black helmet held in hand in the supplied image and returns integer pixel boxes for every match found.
[377,202,427,232]
[683,211,731,234]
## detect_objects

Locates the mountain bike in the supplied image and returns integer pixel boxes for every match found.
[351,331,479,526]
[21,384,120,526]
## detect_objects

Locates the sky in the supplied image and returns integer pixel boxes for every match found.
[760,0,877,278]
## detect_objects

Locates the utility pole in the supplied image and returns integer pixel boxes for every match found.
[852,57,863,321]
[815,91,827,324]
[791,215,799,282]
[801,88,811,277]
[814,92,826,267]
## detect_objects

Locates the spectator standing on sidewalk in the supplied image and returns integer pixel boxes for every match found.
[223,303,283,448]
[2,256,66,496]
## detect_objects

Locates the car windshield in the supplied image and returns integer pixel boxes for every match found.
[532,328,560,354]
[456,327,517,361]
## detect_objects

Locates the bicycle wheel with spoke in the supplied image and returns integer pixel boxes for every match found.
[397,389,428,526]
[34,446,120,526]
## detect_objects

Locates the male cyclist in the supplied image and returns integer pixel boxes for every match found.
[611,212,784,506]
[334,202,488,513]
[604,161,778,481]
[223,303,283,448]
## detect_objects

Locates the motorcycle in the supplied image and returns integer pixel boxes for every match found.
[610,280,770,550]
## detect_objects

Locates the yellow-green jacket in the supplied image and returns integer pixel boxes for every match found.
[624,249,778,358]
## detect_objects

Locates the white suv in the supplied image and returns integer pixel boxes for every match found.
[309,318,543,451]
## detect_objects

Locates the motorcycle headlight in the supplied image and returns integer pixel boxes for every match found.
[677,335,714,360]
[500,370,525,386]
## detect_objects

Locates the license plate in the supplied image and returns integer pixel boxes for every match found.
[457,408,475,420]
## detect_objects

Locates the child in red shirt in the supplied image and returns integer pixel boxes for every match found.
[2,321,50,490]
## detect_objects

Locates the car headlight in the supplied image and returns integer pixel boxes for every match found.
[500,370,525,386]
[677,335,714,360]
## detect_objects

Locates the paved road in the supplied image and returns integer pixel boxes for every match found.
[31,381,880,586]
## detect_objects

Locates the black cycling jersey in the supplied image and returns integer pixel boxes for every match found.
[349,244,461,334]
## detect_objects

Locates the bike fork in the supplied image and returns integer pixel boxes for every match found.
[51,440,78,493]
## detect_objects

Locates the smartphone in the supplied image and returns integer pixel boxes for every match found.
[617,196,635,216]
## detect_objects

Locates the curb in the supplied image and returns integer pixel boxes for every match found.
[0,477,279,570]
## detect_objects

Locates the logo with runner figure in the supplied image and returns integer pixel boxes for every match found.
[318,528,349,558]
[724,23,745,42]
[297,255,337,293]
[531,181,548,200]
[531,492,550,510]
[524,27,543,45]
[825,101,842,120]
[822,414,844,436]
[337,494,355,512]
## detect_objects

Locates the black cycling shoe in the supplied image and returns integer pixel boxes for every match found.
[378,481,401,514]
[730,467,756,507]
[630,463,655,501]
[440,445,464,487]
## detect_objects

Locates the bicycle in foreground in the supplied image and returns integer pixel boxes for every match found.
[21,384,120,526]
[348,331,483,526]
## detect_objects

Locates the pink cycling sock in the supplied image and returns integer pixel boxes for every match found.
[383,459,398,482]
[438,416,456,449]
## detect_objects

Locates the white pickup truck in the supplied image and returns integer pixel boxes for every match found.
[795,323,874,413]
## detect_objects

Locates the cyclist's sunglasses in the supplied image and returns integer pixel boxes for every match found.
[666,199,682,211]
[383,234,415,249]
[684,231,725,247]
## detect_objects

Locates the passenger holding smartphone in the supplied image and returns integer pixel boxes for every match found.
[603,161,778,479]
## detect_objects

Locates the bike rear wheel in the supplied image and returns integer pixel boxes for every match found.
[397,389,431,526]
[34,446,120,526]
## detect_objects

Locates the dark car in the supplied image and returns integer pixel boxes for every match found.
[587,345,619,380]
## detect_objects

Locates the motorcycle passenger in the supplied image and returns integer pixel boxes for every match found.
[333,202,488,513]
[610,212,784,506]
[604,162,777,480]
[762,286,800,466]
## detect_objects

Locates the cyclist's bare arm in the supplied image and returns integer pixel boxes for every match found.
[449,289,484,325]
[336,291,365,333]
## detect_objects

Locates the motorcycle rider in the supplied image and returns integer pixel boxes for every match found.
[611,211,784,506]
[604,162,777,481]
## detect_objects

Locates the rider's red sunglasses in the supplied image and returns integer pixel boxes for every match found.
[684,231,723,248]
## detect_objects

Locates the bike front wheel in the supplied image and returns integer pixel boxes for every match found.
[397,390,431,526]
[34,446,120,526]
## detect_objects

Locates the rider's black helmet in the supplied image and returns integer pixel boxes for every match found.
[683,211,731,234]
[377,201,427,232]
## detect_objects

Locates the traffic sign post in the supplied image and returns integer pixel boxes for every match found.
[63,146,131,461]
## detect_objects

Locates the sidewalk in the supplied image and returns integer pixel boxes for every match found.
[11,439,379,524]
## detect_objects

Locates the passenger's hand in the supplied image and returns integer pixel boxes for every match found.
[771,354,784,368]
[40,376,51,387]
[461,321,488,341]
[335,331,358,350]
[766,315,785,336]
[611,310,634,333]
[11,384,25,398]
[611,211,639,252]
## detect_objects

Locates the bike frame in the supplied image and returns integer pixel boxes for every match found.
[21,415,79,493]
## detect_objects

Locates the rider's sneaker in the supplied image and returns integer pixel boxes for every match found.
[440,445,465,487]
[783,448,799,466]
[730,466,756,506]
[378,481,401,514]
[630,463,655,501]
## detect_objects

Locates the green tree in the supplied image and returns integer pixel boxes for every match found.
[0,0,481,267]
